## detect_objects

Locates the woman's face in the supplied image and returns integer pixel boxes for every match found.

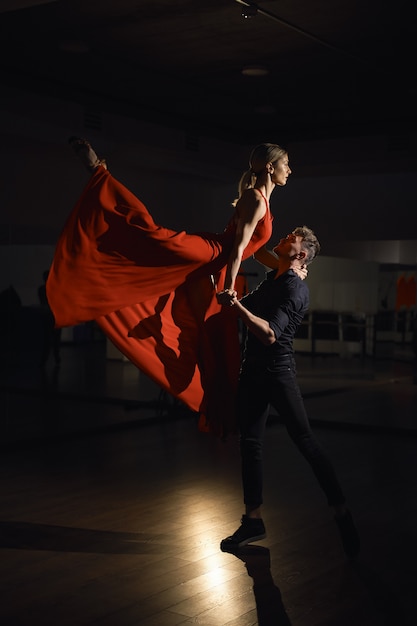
[270,155,291,186]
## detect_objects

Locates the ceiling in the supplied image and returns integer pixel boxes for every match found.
[0,0,415,146]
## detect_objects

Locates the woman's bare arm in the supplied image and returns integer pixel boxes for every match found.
[221,190,266,294]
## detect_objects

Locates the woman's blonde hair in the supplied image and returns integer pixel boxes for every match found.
[232,142,288,206]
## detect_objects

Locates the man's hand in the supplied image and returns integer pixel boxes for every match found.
[216,289,237,306]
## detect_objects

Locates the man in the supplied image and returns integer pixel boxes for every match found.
[218,226,360,558]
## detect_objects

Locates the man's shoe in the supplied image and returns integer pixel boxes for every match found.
[220,515,266,551]
[335,510,360,558]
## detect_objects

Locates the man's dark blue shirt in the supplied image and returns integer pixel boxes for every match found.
[241,269,309,361]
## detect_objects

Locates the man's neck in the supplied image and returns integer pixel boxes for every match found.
[276,259,299,277]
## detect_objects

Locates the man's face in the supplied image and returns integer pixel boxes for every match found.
[273,233,304,259]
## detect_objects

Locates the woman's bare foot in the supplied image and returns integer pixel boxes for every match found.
[68,137,107,172]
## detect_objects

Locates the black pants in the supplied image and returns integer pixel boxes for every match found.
[238,355,345,509]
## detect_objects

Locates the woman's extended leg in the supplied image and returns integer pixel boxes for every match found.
[68,136,108,172]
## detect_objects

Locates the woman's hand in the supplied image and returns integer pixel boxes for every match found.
[216,288,237,306]
[294,265,308,280]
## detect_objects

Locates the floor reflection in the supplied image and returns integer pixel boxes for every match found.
[222,544,292,625]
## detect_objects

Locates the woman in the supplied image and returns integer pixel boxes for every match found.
[47,139,293,436]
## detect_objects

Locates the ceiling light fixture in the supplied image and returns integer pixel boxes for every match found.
[59,40,90,54]
[254,104,276,115]
[234,0,363,63]
[238,0,258,18]
[241,65,269,77]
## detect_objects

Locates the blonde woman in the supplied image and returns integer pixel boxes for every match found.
[47,140,299,436]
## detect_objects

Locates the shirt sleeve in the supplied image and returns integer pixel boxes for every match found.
[268,278,309,341]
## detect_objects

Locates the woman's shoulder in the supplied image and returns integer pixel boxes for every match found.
[240,187,266,203]
[237,188,268,218]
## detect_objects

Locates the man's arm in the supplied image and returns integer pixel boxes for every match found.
[254,246,308,280]
[253,245,280,269]
[225,296,276,346]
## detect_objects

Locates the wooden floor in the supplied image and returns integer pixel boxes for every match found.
[1,340,417,625]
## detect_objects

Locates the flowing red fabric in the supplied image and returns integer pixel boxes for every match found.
[47,166,273,436]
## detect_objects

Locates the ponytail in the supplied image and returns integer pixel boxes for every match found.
[231,169,257,206]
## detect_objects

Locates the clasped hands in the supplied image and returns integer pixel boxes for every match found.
[216,288,237,306]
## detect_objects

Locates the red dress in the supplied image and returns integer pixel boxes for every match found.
[47,166,273,436]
